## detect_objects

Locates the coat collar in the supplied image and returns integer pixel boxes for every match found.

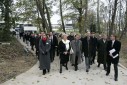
[62,39,70,45]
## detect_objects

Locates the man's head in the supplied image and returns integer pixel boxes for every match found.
[91,32,95,37]
[98,34,102,39]
[110,34,116,41]
[49,32,53,36]
[102,34,107,40]
[41,32,44,36]
[70,32,74,36]
[86,32,91,37]
[75,34,80,40]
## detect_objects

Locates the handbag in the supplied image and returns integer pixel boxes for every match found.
[70,47,74,54]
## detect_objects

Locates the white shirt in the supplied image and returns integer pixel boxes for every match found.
[103,39,106,43]
[112,40,115,47]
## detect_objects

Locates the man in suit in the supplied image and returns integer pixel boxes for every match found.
[29,34,35,51]
[82,32,93,72]
[49,32,58,62]
[91,32,98,64]
[106,34,121,81]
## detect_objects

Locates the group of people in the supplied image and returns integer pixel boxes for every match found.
[18,31,121,81]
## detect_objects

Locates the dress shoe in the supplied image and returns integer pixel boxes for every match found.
[43,70,46,75]
[86,69,89,72]
[106,73,109,76]
[114,78,118,81]
[60,69,62,73]
[75,66,78,71]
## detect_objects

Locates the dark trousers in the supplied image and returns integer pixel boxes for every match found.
[107,61,118,79]
[50,47,56,62]
[75,56,78,66]
[31,44,34,51]
[92,52,96,63]
[56,47,59,56]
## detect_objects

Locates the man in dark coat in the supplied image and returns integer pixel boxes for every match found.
[97,34,108,70]
[35,34,41,59]
[49,32,58,62]
[67,32,75,41]
[91,32,98,64]
[106,34,121,81]
[25,33,30,46]
[23,33,26,42]
[29,34,35,51]
[82,32,93,72]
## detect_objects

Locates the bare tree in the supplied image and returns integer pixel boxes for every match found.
[60,0,66,33]
[119,0,127,40]
[97,0,100,33]
[109,0,118,36]
[84,0,88,33]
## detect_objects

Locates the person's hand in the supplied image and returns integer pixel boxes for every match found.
[42,52,45,55]
[64,52,68,55]
[109,53,113,57]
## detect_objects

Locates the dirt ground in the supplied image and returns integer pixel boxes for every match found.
[119,38,127,68]
[0,37,37,84]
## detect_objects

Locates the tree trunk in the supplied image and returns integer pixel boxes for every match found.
[78,0,83,34]
[84,0,88,33]
[2,0,11,41]
[35,0,49,33]
[37,9,41,32]
[108,0,111,36]
[97,0,100,33]
[45,3,52,32]
[60,0,66,33]
[118,0,122,36]
[119,0,127,40]
[109,0,118,36]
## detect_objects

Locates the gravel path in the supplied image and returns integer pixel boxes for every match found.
[1,38,127,85]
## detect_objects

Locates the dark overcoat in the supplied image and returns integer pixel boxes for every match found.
[82,37,93,58]
[97,39,107,64]
[106,40,121,64]
[58,40,71,64]
[39,39,51,70]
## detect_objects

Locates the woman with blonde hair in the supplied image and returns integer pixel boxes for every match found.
[58,34,71,73]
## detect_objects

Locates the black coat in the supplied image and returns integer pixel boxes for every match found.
[68,35,74,41]
[107,40,121,64]
[58,40,71,64]
[51,35,58,49]
[35,36,40,51]
[25,34,29,41]
[82,37,93,57]
[97,39,107,64]
[30,36,35,46]
[91,37,98,56]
